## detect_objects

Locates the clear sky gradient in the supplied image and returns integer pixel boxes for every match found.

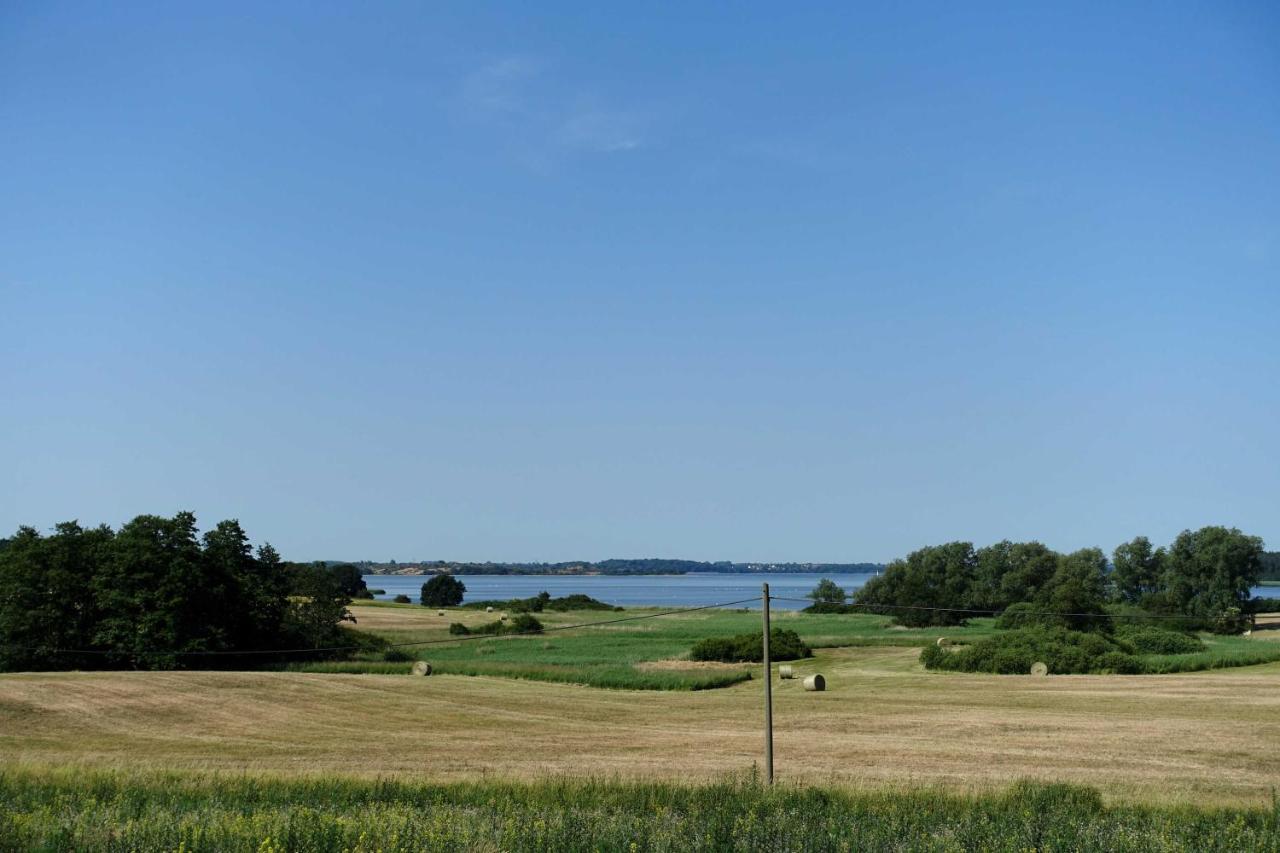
[2,2,1278,563]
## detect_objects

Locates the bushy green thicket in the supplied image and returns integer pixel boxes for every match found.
[802,601,860,614]
[920,627,1143,674]
[462,591,621,612]
[854,527,1263,633]
[2,771,1278,852]
[690,628,810,663]
[0,514,358,672]
[1114,624,1204,654]
[449,613,544,637]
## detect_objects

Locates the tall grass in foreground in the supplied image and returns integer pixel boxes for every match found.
[1,770,1277,852]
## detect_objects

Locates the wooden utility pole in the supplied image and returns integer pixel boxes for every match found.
[762,582,774,784]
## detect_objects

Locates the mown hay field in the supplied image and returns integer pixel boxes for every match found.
[3,602,1280,808]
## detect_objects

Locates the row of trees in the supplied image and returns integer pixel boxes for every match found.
[0,513,360,671]
[824,526,1264,632]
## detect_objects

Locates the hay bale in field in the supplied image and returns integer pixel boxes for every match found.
[803,674,825,692]
[500,612,508,621]
[936,637,949,647]
[411,661,433,676]
[437,610,445,616]
[486,606,494,613]
[779,664,794,679]
[1030,661,1049,677]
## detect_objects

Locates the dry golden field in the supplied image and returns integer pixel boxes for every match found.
[3,607,1280,807]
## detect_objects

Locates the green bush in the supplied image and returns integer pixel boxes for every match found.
[802,601,859,614]
[921,627,1141,675]
[448,614,544,637]
[393,594,412,604]
[690,628,811,663]
[995,602,1043,630]
[462,592,620,612]
[382,648,413,662]
[1114,624,1203,654]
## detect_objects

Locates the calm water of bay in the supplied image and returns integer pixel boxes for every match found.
[363,572,1277,612]
[361,572,879,610]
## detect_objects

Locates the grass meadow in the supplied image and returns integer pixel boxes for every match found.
[281,601,1006,689]
[3,769,1279,852]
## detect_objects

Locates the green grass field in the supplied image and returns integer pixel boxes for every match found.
[285,601,1280,688]
[3,769,1278,852]
[285,601,1005,689]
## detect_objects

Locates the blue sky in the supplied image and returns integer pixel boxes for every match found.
[2,2,1278,562]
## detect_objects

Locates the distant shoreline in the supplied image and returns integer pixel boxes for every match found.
[362,568,884,578]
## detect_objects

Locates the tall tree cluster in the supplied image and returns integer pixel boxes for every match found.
[855,526,1264,632]
[0,512,356,671]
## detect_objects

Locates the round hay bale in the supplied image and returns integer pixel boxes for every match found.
[485,606,494,613]
[1030,661,1049,677]
[437,610,445,616]
[936,637,949,647]
[411,661,432,676]
[779,664,794,679]
[803,674,826,692]
[500,612,508,621]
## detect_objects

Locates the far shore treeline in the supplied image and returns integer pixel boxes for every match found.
[350,558,886,575]
[0,512,374,672]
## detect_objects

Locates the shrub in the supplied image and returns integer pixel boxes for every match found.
[921,627,1139,675]
[802,602,858,614]
[382,648,413,662]
[449,614,544,637]
[995,602,1044,630]
[690,629,810,663]
[393,594,412,604]
[1114,624,1203,655]
[462,592,620,612]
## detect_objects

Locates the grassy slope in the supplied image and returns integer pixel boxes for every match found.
[3,770,1278,852]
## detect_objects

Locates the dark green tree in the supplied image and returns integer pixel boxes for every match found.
[808,578,847,605]
[327,563,367,598]
[0,522,111,671]
[421,574,465,607]
[201,521,292,652]
[91,512,209,668]
[1032,548,1111,631]
[1111,536,1166,604]
[855,542,977,626]
[1163,526,1262,631]
[281,562,356,649]
[968,540,1059,611]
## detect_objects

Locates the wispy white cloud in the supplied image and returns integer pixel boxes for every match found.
[458,55,651,163]
[460,56,541,118]
[556,107,647,153]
